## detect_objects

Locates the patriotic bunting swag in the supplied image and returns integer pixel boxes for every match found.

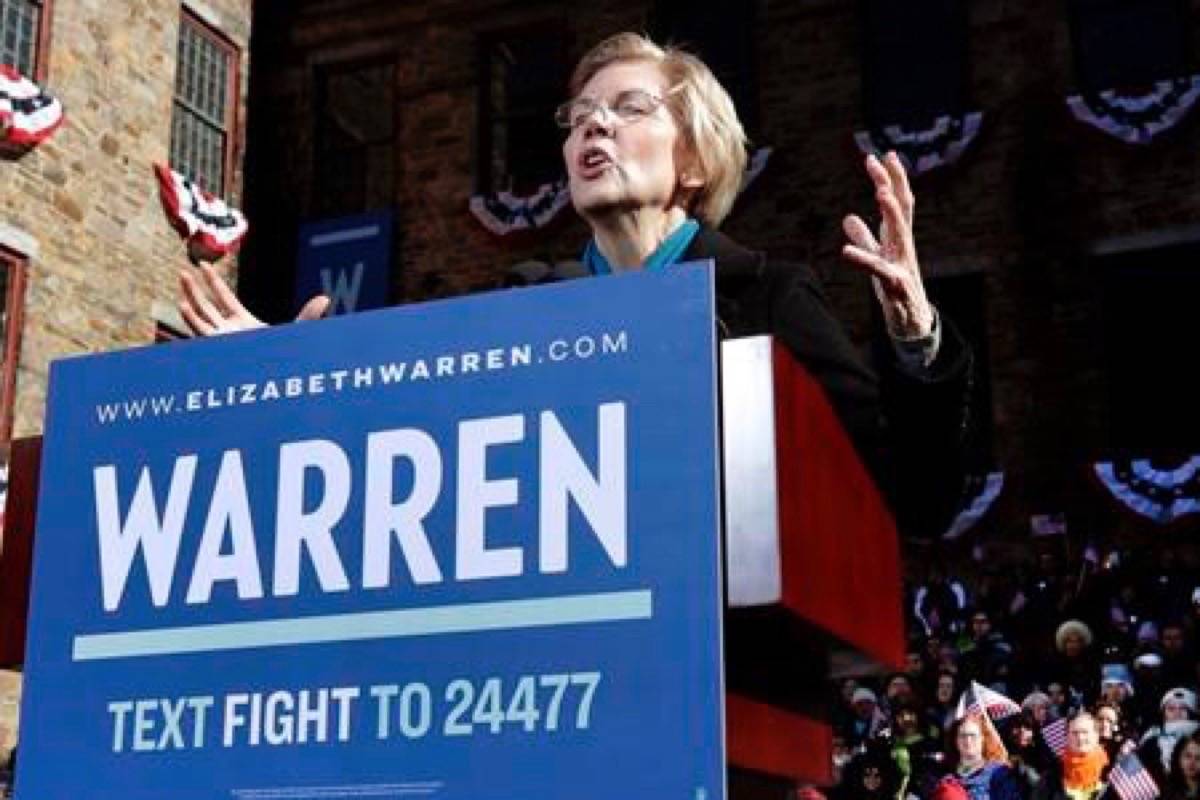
[738,146,772,193]
[468,179,571,237]
[0,65,65,148]
[154,164,249,261]
[1067,75,1200,145]
[943,471,1004,540]
[854,112,983,176]
[468,148,775,236]
[1093,455,1200,524]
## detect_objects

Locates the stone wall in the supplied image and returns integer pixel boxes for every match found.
[0,0,253,439]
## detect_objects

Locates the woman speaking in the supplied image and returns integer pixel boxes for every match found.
[180,32,976,537]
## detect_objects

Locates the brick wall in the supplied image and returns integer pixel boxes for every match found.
[0,0,253,439]
[242,0,1200,542]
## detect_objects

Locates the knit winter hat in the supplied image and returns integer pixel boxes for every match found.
[1055,619,1094,652]
[1100,663,1134,695]
[1161,687,1198,714]
[852,688,878,705]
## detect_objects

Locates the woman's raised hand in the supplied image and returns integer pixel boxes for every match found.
[178,262,330,336]
[840,151,935,340]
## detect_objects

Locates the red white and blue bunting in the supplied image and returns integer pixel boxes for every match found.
[854,111,983,176]
[0,65,64,148]
[468,147,777,236]
[738,146,773,193]
[154,164,248,261]
[943,471,1004,540]
[1066,75,1200,145]
[1094,455,1200,524]
[468,179,570,237]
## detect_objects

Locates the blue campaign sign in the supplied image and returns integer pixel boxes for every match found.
[295,211,393,316]
[18,266,725,800]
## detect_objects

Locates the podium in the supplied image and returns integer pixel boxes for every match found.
[722,337,904,789]
[0,334,904,794]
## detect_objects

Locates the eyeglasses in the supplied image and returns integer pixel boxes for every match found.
[554,88,674,130]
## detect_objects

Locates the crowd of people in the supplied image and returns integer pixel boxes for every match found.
[826,544,1200,800]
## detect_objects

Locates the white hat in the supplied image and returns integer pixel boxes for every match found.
[1161,687,1198,714]
[1134,653,1164,669]
[851,688,878,705]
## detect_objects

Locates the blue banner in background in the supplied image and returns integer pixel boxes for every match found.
[18,266,725,800]
[295,211,393,316]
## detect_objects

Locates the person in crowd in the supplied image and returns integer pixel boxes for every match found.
[916,570,971,637]
[945,715,1023,800]
[1160,622,1195,690]
[1034,712,1110,800]
[1046,681,1075,719]
[961,608,1013,687]
[888,699,943,800]
[905,643,931,682]
[1139,688,1200,780]
[845,687,890,746]
[1011,553,1067,640]
[178,31,978,542]
[834,678,864,738]
[1094,700,1134,762]
[931,776,972,800]
[1164,731,1200,800]
[929,670,964,732]
[1000,712,1045,795]
[1048,620,1098,701]
[839,746,901,800]
[885,673,919,712]
[1098,663,1136,719]
[1023,691,1055,728]
[1131,652,1168,732]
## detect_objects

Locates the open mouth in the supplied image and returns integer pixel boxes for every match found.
[577,147,613,179]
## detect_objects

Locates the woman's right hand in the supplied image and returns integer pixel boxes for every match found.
[178,262,330,336]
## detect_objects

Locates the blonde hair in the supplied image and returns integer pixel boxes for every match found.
[569,32,748,228]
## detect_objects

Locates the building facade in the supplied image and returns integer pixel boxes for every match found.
[0,0,253,771]
[0,0,253,446]
[239,0,1200,547]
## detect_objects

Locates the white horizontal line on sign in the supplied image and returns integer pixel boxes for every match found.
[309,225,381,247]
[71,589,653,661]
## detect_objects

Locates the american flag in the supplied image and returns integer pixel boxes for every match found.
[1040,717,1067,757]
[1109,754,1159,800]
[955,681,1021,721]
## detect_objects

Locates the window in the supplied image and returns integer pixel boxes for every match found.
[0,0,51,80]
[0,249,27,443]
[1101,242,1200,456]
[170,11,238,196]
[313,60,395,217]
[859,0,969,127]
[1068,0,1191,92]
[652,0,758,135]
[476,26,566,194]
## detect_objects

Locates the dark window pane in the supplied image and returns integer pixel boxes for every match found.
[1101,243,1200,455]
[477,28,566,194]
[170,16,235,195]
[652,0,758,134]
[314,61,395,216]
[0,0,39,76]
[1069,0,1191,92]
[860,0,968,126]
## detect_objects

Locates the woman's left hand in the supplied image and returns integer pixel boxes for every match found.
[841,151,935,339]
